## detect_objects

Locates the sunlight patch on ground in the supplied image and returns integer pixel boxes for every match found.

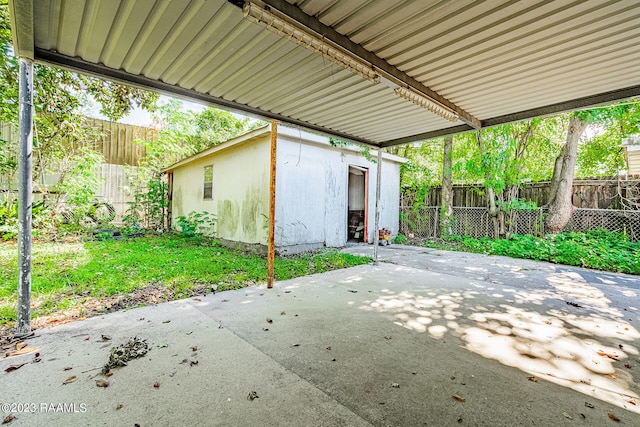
[359,273,640,414]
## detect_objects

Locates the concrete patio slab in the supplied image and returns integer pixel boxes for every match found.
[2,246,640,426]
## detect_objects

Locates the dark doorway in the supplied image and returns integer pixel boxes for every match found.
[347,166,368,242]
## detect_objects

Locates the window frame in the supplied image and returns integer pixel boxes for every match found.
[203,165,213,200]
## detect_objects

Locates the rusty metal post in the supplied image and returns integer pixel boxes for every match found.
[372,149,382,265]
[267,121,278,288]
[17,58,34,334]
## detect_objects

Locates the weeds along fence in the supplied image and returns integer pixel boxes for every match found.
[400,206,640,242]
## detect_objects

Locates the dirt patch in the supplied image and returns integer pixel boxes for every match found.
[0,282,215,344]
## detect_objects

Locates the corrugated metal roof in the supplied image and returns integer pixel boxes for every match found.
[11,0,640,146]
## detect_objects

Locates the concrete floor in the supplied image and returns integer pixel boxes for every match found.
[2,245,640,426]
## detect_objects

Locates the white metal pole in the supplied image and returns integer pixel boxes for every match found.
[372,149,382,264]
[17,58,34,335]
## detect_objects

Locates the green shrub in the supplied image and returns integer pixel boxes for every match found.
[425,229,639,274]
[393,234,407,244]
[175,211,216,237]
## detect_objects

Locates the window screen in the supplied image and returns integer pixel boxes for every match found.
[203,165,213,199]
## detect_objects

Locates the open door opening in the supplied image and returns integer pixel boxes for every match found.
[347,166,368,243]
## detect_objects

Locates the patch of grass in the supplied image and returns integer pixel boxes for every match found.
[424,229,640,274]
[0,235,370,324]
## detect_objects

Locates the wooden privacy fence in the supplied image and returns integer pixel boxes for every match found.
[1,119,158,224]
[400,206,640,242]
[416,177,640,210]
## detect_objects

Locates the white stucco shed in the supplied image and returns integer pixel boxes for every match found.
[165,124,404,254]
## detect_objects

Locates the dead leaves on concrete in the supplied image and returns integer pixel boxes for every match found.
[62,375,77,385]
[95,379,110,388]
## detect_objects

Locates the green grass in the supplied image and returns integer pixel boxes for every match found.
[424,229,640,274]
[0,234,370,324]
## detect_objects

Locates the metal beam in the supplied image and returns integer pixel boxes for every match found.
[482,85,640,128]
[17,58,33,335]
[372,150,382,265]
[34,48,381,149]
[253,0,481,129]
[8,0,34,60]
[380,84,640,147]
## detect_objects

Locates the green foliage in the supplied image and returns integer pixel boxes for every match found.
[151,99,259,155]
[124,170,167,230]
[0,198,51,239]
[328,137,377,162]
[497,198,538,214]
[175,211,216,237]
[55,148,105,225]
[393,233,407,244]
[0,235,371,324]
[425,230,639,274]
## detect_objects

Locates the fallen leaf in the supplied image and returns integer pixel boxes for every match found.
[63,375,77,385]
[116,403,123,410]
[580,414,586,419]
[247,391,259,401]
[153,382,160,388]
[105,371,113,377]
[7,347,38,356]
[628,399,637,406]
[292,343,300,347]
[162,320,171,324]
[190,360,198,367]
[566,301,582,308]
[584,402,594,408]
[2,414,16,424]
[580,379,591,385]
[607,413,620,422]
[326,346,332,350]
[4,363,25,373]
[348,290,358,293]
[619,344,624,350]
[64,367,73,371]
[191,346,197,352]
[280,311,286,315]
[193,297,201,301]
[101,335,112,341]
[96,379,109,388]
[546,373,556,377]
[16,342,27,350]
[608,373,618,378]
[83,336,90,341]
[452,395,465,402]
[221,299,230,302]
[266,317,273,323]
[390,383,400,388]
[331,358,336,361]
[562,412,572,420]
[384,336,392,340]
[527,376,538,382]
[597,350,619,360]
[544,321,552,325]
[262,328,269,331]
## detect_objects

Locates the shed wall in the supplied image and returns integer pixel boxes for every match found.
[171,136,270,244]
[275,131,401,253]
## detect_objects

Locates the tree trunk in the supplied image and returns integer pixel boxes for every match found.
[475,131,501,238]
[440,135,454,237]
[545,115,588,233]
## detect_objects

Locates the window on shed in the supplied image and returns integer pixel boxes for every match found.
[203,165,213,199]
